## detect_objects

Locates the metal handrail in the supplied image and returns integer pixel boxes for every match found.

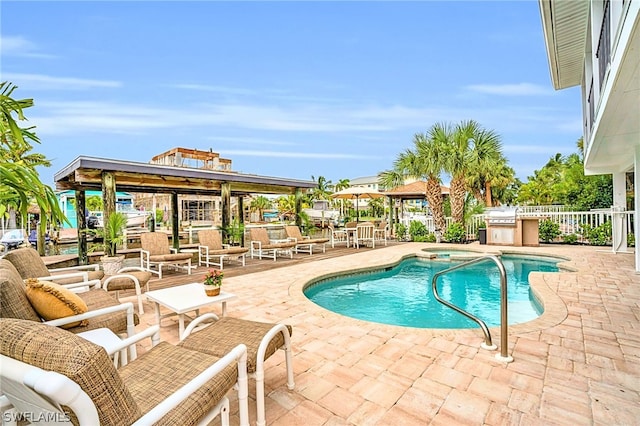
[431,254,513,362]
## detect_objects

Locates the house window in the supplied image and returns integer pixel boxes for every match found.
[182,200,215,221]
[596,0,611,90]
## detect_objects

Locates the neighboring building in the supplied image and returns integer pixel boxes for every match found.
[56,190,135,229]
[135,148,238,226]
[539,0,639,271]
[348,176,384,191]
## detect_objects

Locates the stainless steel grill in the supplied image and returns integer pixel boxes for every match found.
[487,208,518,226]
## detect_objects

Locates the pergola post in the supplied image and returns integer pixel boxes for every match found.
[75,190,88,265]
[295,188,303,228]
[171,192,179,250]
[221,182,231,242]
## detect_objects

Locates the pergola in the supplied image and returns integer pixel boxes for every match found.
[382,181,450,230]
[54,155,316,263]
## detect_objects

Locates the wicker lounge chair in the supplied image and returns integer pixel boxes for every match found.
[197,229,248,269]
[0,318,249,426]
[0,258,138,341]
[140,232,193,279]
[180,313,294,426]
[283,225,329,255]
[4,246,104,284]
[101,266,152,314]
[248,228,296,261]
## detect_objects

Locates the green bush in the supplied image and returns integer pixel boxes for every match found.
[408,220,429,242]
[444,222,466,243]
[628,232,635,247]
[539,219,560,243]
[395,223,407,241]
[562,233,578,244]
[581,221,611,246]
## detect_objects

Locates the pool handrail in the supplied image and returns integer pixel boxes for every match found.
[431,254,513,363]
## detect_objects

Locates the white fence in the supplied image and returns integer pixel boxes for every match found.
[399,208,635,245]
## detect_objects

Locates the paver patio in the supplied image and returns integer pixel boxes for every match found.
[126,242,639,425]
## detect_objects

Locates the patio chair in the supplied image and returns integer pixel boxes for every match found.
[101,266,152,314]
[0,318,249,426]
[4,246,104,285]
[179,313,294,426]
[355,222,376,249]
[328,223,348,248]
[0,259,138,344]
[374,221,388,246]
[198,229,249,269]
[248,228,296,261]
[283,225,329,255]
[140,232,193,279]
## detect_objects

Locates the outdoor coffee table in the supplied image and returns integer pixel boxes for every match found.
[145,283,237,339]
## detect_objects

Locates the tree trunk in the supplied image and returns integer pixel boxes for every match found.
[485,182,493,207]
[450,176,466,224]
[425,178,446,233]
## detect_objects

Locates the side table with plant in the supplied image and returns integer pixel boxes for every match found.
[203,269,224,296]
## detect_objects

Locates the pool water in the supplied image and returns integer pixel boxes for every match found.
[304,255,560,329]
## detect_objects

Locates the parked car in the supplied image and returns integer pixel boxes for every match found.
[87,215,100,229]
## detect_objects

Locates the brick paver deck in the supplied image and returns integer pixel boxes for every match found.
[126,243,639,425]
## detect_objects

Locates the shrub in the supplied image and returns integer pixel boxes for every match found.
[581,221,611,246]
[408,220,429,242]
[562,233,579,245]
[444,222,466,243]
[395,223,407,241]
[628,232,635,247]
[539,219,560,243]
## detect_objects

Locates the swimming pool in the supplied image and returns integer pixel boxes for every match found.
[304,255,561,329]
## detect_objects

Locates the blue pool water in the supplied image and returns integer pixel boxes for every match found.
[304,255,561,329]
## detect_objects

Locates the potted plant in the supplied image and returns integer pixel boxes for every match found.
[203,268,223,296]
[89,212,128,275]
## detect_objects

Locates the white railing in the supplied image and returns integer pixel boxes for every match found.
[399,208,635,245]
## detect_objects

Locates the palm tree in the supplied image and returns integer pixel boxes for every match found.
[311,175,332,201]
[250,195,272,221]
[464,127,506,207]
[1,82,66,253]
[332,178,350,215]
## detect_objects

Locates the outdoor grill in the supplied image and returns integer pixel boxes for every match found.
[486,207,518,226]
[485,207,540,247]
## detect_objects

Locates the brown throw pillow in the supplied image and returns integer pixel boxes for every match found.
[25,279,89,329]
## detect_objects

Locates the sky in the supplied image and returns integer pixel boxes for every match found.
[1,1,583,189]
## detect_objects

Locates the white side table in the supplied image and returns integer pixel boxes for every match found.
[77,328,128,367]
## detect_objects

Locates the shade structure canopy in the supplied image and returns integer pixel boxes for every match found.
[331,187,385,222]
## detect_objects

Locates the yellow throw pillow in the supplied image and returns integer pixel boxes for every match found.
[25,279,89,329]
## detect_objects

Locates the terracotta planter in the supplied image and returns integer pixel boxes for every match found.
[102,255,125,276]
[204,285,221,297]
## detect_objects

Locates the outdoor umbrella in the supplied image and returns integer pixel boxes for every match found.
[331,187,385,222]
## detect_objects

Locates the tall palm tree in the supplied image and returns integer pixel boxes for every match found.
[464,127,505,207]
[1,82,66,253]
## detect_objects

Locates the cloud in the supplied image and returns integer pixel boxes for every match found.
[0,35,57,58]
[466,83,551,96]
[222,150,384,160]
[3,73,122,90]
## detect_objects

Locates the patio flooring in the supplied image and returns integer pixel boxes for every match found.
[121,242,640,425]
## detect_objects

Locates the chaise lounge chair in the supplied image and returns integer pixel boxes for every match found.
[179,313,294,426]
[0,318,250,426]
[248,228,296,261]
[283,225,329,255]
[4,246,104,284]
[140,232,194,279]
[0,258,138,357]
[197,229,249,269]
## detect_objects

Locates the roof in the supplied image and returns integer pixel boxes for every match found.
[348,176,381,186]
[538,0,590,89]
[54,156,316,196]
[383,181,450,197]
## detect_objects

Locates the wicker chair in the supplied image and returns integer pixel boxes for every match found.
[0,259,137,341]
[374,221,389,246]
[4,246,104,284]
[283,225,329,255]
[179,313,294,426]
[101,266,152,314]
[0,318,249,426]
[197,229,248,269]
[140,232,193,279]
[248,228,296,261]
